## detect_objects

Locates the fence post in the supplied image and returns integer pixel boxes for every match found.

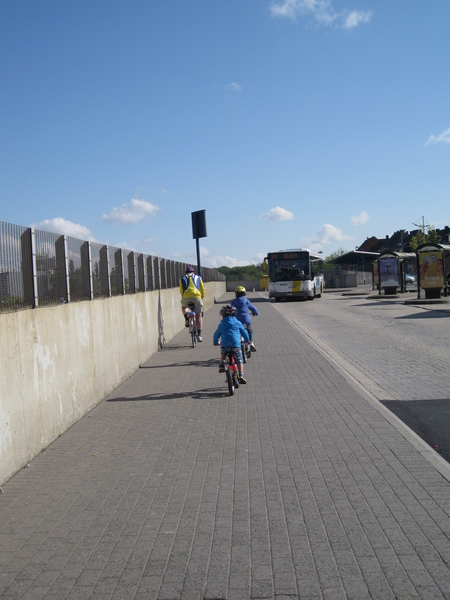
[128,252,136,293]
[99,245,111,297]
[81,241,93,300]
[115,249,125,295]
[170,260,175,288]
[56,235,70,302]
[160,259,167,289]
[165,260,171,288]
[138,254,145,292]
[153,257,160,289]
[147,256,154,291]
[21,228,38,308]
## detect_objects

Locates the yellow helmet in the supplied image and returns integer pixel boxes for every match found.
[235,285,246,295]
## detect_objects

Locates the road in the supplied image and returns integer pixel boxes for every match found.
[270,289,450,463]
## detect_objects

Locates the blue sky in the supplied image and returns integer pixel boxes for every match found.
[1,0,449,267]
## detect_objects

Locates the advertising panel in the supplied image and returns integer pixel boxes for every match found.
[380,257,398,288]
[419,251,444,288]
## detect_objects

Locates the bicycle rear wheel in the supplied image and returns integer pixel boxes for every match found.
[233,372,239,388]
[226,368,235,395]
[191,330,197,347]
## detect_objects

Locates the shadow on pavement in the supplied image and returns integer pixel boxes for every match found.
[381,398,450,463]
[107,387,229,402]
[395,311,450,319]
[139,358,217,369]
[214,296,270,304]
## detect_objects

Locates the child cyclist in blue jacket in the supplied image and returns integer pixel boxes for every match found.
[231,286,259,351]
[213,305,249,384]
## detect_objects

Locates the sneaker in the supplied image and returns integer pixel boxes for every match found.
[197,336,203,342]
[250,344,257,352]
[238,375,247,384]
[218,362,225,373]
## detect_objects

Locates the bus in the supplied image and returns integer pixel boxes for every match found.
[264,249,324,301]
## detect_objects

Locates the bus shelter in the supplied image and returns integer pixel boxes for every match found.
[378,251,416,295]
[416,242,450,299]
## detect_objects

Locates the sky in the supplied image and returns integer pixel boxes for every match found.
[1,0,449,267]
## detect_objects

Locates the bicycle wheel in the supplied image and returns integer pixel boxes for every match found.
[226,368,235,395]
[191,329,196,348]
[233,372,239,388]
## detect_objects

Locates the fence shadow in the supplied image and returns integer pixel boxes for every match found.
[107,387,228,402]
[139,358,217,369]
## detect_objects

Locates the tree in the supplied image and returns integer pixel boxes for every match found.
[216,264,265,281]
[323,248,347,271]
[409,226,440,251]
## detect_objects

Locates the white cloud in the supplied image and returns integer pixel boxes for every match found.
[224,82,243,92]
[102,199,161,225]
[203,255,253,268]
[343,10,372,28]
[252,252,266,264]
[301,223,352,251]
[144,237,158,245]
[195,247,250,268]
[269,0,371,28]
[112,240,138,251]
[426,126,450,146]
[31,217,98,241]
[260,206,295,221]
[351,210,370,226]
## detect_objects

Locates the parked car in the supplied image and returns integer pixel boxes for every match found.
[405,274,416,284]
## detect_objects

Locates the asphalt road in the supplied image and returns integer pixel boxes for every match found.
[270,289,450,463]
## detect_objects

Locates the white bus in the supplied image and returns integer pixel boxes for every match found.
[264,249,324,301]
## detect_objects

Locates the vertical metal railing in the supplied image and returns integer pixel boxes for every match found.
[0,219,225,313]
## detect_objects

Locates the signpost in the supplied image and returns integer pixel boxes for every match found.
[191,210,207,277]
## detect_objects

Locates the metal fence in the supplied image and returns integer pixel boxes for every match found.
[0,220,225,313]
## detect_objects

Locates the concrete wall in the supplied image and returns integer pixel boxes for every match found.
[225,279,261,292]
[0,282,225,485]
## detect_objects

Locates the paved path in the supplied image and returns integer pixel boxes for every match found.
[276,290,450,464]
[1,292,450,599]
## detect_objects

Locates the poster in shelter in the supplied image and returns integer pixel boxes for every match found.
[419,251,444,288]
[380,257,398,288]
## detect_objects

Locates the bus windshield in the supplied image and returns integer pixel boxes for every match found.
[268,253,310,282]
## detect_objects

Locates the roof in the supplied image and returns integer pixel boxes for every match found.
[331,250,379,265]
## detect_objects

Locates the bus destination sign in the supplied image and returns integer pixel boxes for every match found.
[269,252,300,260]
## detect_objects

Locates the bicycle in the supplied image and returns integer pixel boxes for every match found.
[224,349,240,396]
[241,325,251,364]
[187,302,198,348]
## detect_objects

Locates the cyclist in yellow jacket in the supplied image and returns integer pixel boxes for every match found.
[180,266,205,341]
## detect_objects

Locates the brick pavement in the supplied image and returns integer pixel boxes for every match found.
[281,290,450,402]
[1,292,450,599]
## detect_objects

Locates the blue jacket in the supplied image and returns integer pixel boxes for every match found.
[230,296,259,327]
[213,316,249,348]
